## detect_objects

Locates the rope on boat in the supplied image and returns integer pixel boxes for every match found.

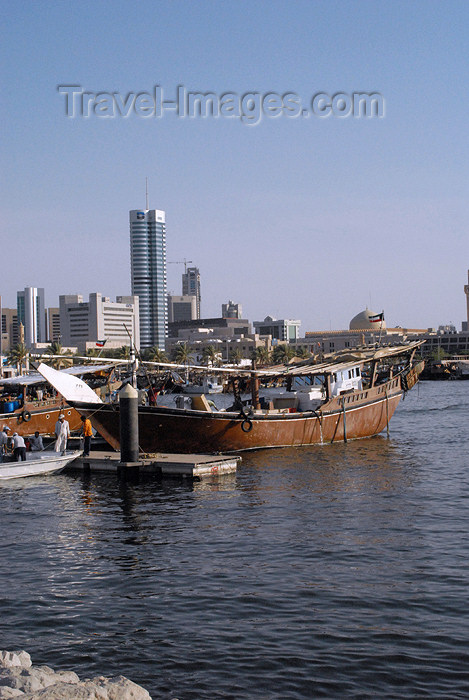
[385,390,390,438]
[331,412,341,444]
[342,398,347,443]
[312,410,324,444]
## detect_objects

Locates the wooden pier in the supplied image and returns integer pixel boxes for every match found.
[69,450,240,478]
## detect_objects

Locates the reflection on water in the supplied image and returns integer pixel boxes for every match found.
[1,382,469,698]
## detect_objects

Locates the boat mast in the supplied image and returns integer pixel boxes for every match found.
[251,360,261,409]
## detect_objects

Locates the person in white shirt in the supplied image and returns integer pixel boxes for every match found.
[12,433,26,462]
[0,426,11,462]
[54,414,70,453]
[29,431,44,452]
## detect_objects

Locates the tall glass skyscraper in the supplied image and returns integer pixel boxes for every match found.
[130,209,167,349]
[17,286,46,347]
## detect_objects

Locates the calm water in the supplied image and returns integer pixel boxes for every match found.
[1,381,469,699]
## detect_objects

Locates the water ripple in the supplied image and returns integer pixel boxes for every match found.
[1,382,469,698]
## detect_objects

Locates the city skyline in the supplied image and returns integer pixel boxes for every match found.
[1,2,469,331]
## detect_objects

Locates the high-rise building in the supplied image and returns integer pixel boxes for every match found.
[59,292,140,351]
[182,267,201,318]
[47,307,61,342]
[130,209,167,349]
[17,287,46,347]
[1,307,18,352]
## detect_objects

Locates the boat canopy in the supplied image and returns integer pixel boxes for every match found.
[0,363,116,387]
[36,363,104,404]
[262,341,425,377]
[143,341,425,378]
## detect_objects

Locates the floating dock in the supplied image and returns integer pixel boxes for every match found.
[70,451,240,478]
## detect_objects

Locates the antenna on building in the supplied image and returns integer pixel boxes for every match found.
[145,177,149,210]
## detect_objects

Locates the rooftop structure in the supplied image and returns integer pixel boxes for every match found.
[222,300,243,319]
[168,295,197,323]
[349,308,386,330]
[168,316,251,341]
[253,316,301,343]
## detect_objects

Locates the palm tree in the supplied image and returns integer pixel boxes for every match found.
[253,346,272,366]
[229,347,243,365]
[172,343,193,365]
[116,345,131,360]
[147,346,168,363]
[46,341,72,369]
[46,341,64,355]
[202,345,220,367]
[6,343,29,375]
[296,345,312,360]
[272,344,296,365]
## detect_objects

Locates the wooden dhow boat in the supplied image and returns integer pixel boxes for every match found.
[37,342,425,454]
[0,363,118,438]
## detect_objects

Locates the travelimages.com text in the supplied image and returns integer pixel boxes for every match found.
[57,86,385,124]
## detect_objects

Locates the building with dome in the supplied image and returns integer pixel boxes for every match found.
[349,308,386,331]
[301,309,426,355]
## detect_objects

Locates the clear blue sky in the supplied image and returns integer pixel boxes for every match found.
[1,0,468,332]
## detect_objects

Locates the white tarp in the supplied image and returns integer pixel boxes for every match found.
[0,363,116,386]
[37,363,103,405]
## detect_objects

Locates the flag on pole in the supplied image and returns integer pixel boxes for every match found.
[369,312,384,323]
[96,339,107,347]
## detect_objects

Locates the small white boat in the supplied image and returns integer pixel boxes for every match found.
[0,450,82,481]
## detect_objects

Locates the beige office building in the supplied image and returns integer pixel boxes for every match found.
[59,293,140,352]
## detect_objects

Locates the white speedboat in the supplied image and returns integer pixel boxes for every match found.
[0,450,82,481]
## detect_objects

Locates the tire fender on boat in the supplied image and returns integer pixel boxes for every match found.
[22,410,32,422]
[241,418,253,433]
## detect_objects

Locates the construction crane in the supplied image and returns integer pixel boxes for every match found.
[167,259,193,273]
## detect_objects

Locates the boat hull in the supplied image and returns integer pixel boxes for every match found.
[75,377,404,454]
[0,404,82,437]
[0,450,82,480]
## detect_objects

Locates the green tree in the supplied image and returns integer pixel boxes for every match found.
[172,343,193,365]
[253,346,272,366]
[202,345,220,366]
[229,347,243,365]
[296,345,312,360]
[46,341,72,369]
[272,344,296,365]
[147,346,169,363]
[6,343,29,375]
[116,345,131,360]
[431,348,448,362]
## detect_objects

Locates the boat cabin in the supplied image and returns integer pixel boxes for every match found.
[329,365,362,396]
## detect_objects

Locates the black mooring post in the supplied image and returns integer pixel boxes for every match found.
[119,383,140,468]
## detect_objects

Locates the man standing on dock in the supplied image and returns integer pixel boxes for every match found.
[54,414,70,454]
[12,433,26,462]
[0,426,11,463]
[80,415,93,457]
